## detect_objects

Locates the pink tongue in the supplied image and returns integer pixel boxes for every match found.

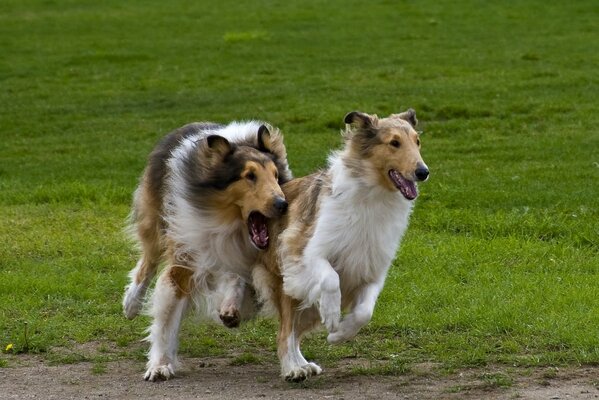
[252,226,268,247]
[389,170,418,200]
[249,213,269,249]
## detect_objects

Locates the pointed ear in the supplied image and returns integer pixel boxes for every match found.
[257,124,273,153]
[344,111,375,129]
[205,135,232,157]
[395,108,418,128]
[258,125,293,182]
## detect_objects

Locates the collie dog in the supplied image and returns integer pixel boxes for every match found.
[252,110,429,381]
[122,121,292,381]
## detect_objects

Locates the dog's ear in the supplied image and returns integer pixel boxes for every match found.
[344,111,375,129]
[257,124,293,183]
[206,135,232,157]
[257,125,273,153]
[394,108,418,128]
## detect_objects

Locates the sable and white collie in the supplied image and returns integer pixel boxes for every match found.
[252,109,429,381]
[122,121,292,381]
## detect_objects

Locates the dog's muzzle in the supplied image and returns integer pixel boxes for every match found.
[415,163,429,182]
[273,197,288,215]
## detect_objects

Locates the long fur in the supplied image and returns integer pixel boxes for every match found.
[122,120,291,381]
[253,110,429,381]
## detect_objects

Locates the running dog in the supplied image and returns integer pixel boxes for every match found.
[122,121,292,381]
[252,109,429,381]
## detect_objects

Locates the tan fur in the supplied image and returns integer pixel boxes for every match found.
[253,110,427,381]
[343,113,423,190]
[135,156,283,280]
[361,120,423,192]
[256,174,328,377]
[206,160,283,224]
[131,177,163,286]
[124,122,291,325]
[167,265,194,299]
[277,173,328,260]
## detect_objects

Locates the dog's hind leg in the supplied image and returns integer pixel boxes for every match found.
[277,294,322,382]
[123,251,161,319]
[218,273,245,328]
[144,265,192,382]
[123,187,163,319]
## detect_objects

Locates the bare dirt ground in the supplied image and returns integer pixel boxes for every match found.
[1,354,598,400]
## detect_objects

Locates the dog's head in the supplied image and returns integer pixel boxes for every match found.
[195,126,288,250]
[343,109,429,200]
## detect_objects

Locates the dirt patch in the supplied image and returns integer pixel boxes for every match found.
[1,355,598,400]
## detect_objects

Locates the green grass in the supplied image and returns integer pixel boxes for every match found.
[1,0,598,374]
[229,352,263,366]
[91,361,107,375]
[349,358,411,377]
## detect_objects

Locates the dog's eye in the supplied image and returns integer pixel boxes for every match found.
[390,140,400,148]
[416,138,421,146]
[246,172,256,182]
[274,171,279,180]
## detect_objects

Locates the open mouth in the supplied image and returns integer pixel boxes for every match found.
[388,170,418,200]
[248,211,269,250]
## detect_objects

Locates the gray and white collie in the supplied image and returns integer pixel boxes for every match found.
[252,109,429,381]
[122,121,292,381]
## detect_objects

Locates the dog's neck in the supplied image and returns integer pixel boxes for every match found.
[312,149,414,288]
[327,149,407,207]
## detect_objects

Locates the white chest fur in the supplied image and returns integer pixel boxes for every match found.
[305,156,413,289]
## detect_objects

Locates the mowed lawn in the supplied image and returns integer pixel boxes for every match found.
[1,0,598,372]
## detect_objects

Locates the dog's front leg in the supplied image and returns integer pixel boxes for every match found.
[303,256,341,334]
[218,273,245,328]
[327,279,385,344]
[144,266,192,381]
[317,260,342,334]
[283,254,342,333]
[283,239,342,333]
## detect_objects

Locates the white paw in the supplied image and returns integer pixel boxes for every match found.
[327,329,355,345]
[144,364,175,382]
[326,318,362,344]
[123,284,145,320]
[304,362,322,377]
[319,291,341,333]
[283,363,323,382]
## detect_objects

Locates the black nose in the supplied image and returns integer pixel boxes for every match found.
[274,197,288,214]
[415,166,429,181]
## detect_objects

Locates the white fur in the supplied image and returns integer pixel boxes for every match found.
[144,272,190,381]
[164,122,264,280]
[280,332,322,381]
[123,258,150,319]
[282,148,414,349]
[168,121,265,163]
[216,120,266,142]
[138,121,272,380]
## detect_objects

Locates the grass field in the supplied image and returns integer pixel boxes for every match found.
[1,0,598,375]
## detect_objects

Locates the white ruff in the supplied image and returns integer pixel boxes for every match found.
[276,145,418,376]
[321,151,413,287]
[164,122,267,285]
[283,149,414,307]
